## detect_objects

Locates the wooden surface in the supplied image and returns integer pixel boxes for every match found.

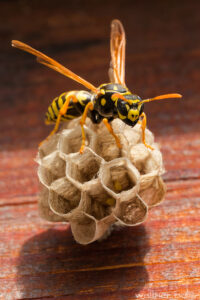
[1,0,200,299]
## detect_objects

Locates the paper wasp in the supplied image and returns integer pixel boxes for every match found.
[12,20,181,153]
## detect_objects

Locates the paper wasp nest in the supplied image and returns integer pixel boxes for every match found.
[37,118,166,244]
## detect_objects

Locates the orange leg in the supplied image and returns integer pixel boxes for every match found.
[39,94,78,146]
[140,112,154,150]
[103,118,122,149]
[79,102,94,154]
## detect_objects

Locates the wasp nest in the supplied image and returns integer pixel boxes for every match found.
[36,118,166,244]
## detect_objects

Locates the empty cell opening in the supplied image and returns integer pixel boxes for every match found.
[106,165,137,194]
[139,177,165,207]
[38,165,58,187]
[71,216,96,245]
[130,142,163,176]
[131,148,162,176]
[38,134,59,159]
[94,131,122,162]
[50,193,72,214]
[59,128,92,155]
[38,186,66,222]
[49,180,81,215]
[42,152,66,179]
[68,153,101,184]
[139,186,157,206]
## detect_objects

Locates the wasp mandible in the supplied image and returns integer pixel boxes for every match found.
[12,20,182,153]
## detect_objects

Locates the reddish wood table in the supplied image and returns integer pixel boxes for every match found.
[1,1,200,299]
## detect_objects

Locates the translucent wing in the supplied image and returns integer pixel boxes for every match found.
[109,19,126,85]
[11,40,98,93]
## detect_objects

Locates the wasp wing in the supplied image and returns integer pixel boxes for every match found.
[109,19,126,85]
[11,40,98,93]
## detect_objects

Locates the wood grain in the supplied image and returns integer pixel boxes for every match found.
[0,0,200,299]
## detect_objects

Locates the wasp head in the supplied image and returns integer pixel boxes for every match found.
[112,93,144,126]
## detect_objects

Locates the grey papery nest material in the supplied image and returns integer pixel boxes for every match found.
[36,118,166,244]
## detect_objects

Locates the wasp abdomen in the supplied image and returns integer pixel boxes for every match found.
[45,90,92,123]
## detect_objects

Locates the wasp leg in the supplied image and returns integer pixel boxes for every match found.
[79,102,94,154]
[103,118,122,149]
[140,112,154,150]
[39,94,78,146]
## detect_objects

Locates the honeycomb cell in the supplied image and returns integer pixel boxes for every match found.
[100,158,140,196]
[122,123,142,146]
[38,165,57,187]
[38,185,66,222]
[37,134,59,159]
[92,121,124,161]
[48,177,81,219]
[41,151,66,178]
[130,144,163,175]
[129,143,151,174]
[70,192,115,244]
[38,151,66,187]
[144,148,164,174]
[85,179,116,209]
[66,148,102,185]
[70,213,97,245]
[58,126,94,157]
[139,175,166,207]
[81,185,115,220]
[114,195,148,226]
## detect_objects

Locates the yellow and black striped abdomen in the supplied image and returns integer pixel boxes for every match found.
[45,90,93,124]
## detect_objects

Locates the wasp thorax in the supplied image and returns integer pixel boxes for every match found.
[94,83,126,117]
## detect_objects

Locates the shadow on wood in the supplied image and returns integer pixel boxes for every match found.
[16,225,150,299]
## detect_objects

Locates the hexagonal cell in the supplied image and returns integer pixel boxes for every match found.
[129,143,151,174]
[66,148,102,184]
[38,133,59,159]
[49,178,81,219]
[70,191,116,245]
[114,195,148,226]
[70,214,97,245]
[58,126,94,156]
[144,148,164,174]
[38,185,66,222]
[85,180,116,209]
[92,123,122,162]
[81,187,115,220]
[38,165,57,187]
[41,151,66,178]
[130,144,164,175]
[100,158,140,196]
[139,175,166,207]
[122,123,142,146]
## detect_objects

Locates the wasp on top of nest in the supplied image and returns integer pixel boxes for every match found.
[12,20,182,154]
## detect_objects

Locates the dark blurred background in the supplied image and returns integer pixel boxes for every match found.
[1,0,200,150]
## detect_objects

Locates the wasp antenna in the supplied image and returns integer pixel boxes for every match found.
[111,93,130,102]
[140,93,182,104]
